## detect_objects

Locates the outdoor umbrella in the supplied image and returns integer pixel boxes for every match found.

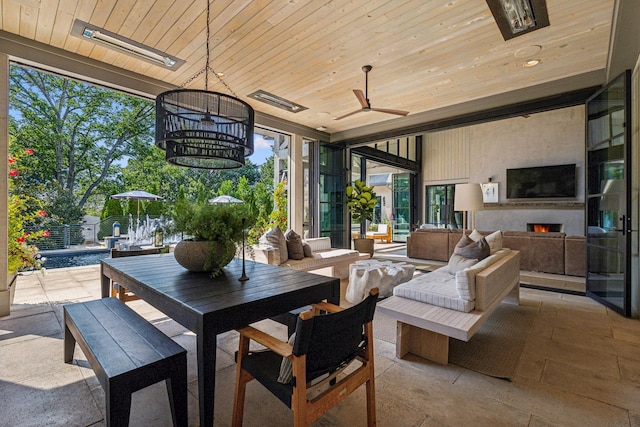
[208,195,244,204]
[111,190,164,220]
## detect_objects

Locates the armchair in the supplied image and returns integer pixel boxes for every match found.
[232,288,379,427]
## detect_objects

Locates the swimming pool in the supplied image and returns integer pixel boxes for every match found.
[42,250,110,269]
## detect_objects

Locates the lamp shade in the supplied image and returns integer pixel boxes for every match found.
[155,89,254,169]
[454,183,484,211]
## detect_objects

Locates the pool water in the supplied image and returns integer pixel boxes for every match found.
[43,251,110,269]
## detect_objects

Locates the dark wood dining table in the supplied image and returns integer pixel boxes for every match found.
[100,253,340,427]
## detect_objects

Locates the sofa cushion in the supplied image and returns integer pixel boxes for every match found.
[285,230,304,260]
[470,229,502,254]
[260,226,288,263]
[455,248,512,302]
[302,241,313,258]
[393,268,474,312]
[454,235,490,260]
[447,253,479,275]
[305,237,332,252]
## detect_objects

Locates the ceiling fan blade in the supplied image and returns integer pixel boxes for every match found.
[334,109,364,120]
[370,107,409,116]
[353,89,368,108]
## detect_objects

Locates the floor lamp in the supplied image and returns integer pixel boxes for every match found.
[454,183,484,235]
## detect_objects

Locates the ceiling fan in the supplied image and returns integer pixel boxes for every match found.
[334,65,409,120]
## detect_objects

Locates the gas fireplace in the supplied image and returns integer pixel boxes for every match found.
[527,223,562,233]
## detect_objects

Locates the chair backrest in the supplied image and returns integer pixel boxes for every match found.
[292,290,378,381]
[377,224,388,233]
[111,246,169,258]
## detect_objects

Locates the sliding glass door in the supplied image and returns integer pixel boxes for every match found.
[319,143,346,248]
[585,70,632,316]
[392,174,410,242]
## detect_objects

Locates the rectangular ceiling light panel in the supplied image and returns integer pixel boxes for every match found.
[71,20,185,70]
[248,90,308,113]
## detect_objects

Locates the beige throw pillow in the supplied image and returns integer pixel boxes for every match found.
[447,254,479,275]
[261,226,288,263]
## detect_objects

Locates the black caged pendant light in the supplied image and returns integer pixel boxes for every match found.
[155,0,254,169]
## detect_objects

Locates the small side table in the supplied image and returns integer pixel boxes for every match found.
[346,260,415,303]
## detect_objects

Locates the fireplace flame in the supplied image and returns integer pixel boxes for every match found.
[533,224,551,232]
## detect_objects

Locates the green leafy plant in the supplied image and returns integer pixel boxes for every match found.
[346,180,377,239]
[172,201,256,275]
[268,181,288,231]
[8,149,49,275]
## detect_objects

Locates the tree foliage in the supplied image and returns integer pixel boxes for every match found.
[9,65,154,223]
[9,64,282,238]
[101,197,124,219]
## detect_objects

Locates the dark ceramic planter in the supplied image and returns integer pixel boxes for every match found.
[353,238,374,257]
[173,239,236,272]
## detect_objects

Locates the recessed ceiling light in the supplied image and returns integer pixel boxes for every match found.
[523,59,540,67]
[316,126,327,131]
[514,45,542,58]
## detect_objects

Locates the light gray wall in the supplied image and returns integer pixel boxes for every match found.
[423,105,586,236]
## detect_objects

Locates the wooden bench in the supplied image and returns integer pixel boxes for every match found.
[377,250,520,365]
[366,224,392,243]
[64,297,188,427]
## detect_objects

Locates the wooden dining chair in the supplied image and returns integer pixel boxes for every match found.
[232,288,379,427]
[109,245,169,302]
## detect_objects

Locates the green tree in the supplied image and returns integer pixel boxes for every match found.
[145,185,164,216]
[9,65,154,223]
[217,180,235,198]
[259,155,275,190]
[101,197,124,219]
[246,181,274,244]
[268,181,288,231]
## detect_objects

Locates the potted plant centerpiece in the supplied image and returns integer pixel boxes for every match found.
[172,201,254,275]
[346,180,377,256]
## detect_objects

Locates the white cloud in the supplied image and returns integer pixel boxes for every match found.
[253,134,273,150]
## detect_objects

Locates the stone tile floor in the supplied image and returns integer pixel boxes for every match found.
[1,263,639,426]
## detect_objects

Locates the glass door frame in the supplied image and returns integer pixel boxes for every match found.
[585,70,632,317]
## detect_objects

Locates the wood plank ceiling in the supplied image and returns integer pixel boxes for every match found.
[0,0,614,136]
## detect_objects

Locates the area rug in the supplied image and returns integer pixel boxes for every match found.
[374,302,537,380]
[448,303,537,381]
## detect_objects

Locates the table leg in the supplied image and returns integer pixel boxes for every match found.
[100,265,109,298]
[198,331,217,426]
[329,279,340,305]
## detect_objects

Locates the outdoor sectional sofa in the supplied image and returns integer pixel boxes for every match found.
[378,231,521,364]
[253,235,369,279]
[406,228,585,277]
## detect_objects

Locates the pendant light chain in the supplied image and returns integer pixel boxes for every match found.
[179,0,238,98]
[204,0,210,91]
[155,0,254,170]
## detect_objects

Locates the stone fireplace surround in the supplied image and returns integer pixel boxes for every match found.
[406,228,585,277]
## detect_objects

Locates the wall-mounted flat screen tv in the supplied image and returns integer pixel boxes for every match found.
[506,164,577,199]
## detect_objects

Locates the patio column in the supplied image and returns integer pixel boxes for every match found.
[289,134,304,235]
[0,53,10,316]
